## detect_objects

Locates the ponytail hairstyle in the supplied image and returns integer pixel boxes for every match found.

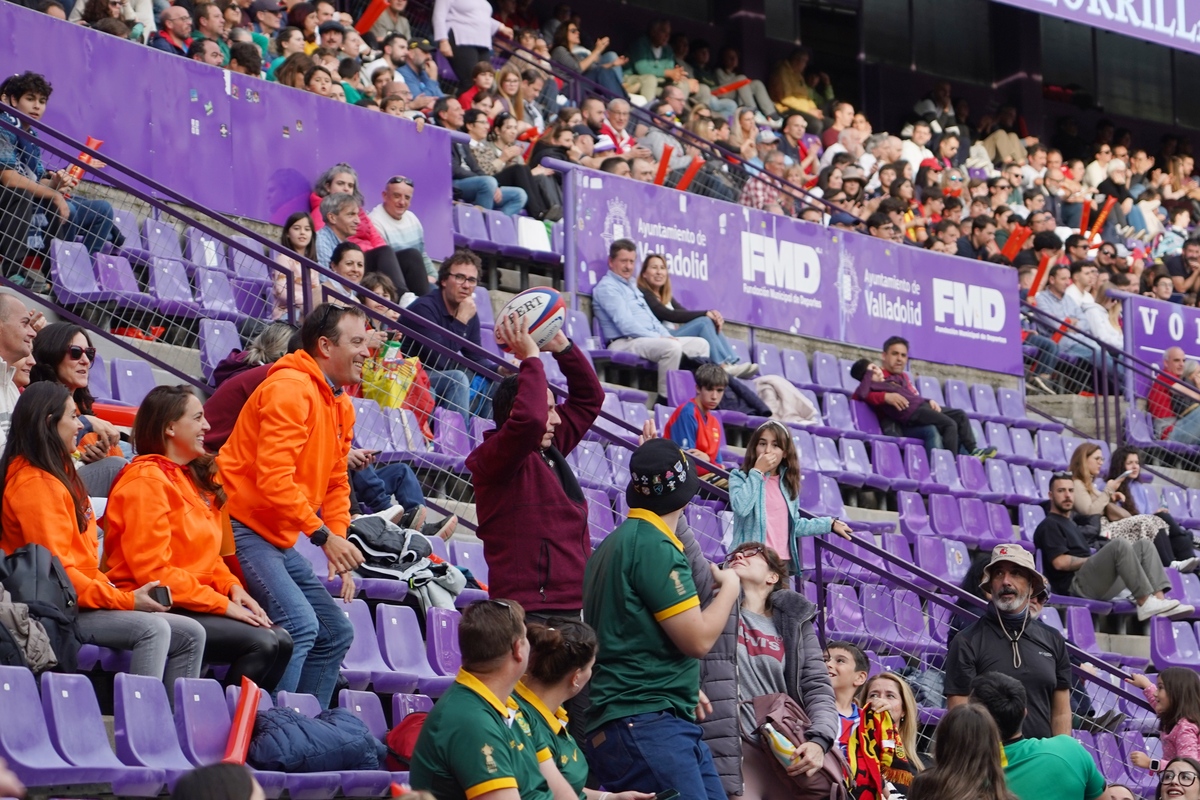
[132,385,226,507]
[525,618,598,685]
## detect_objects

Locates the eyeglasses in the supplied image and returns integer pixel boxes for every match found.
[386,175,413,186]
[723,544,766,566]
[995,184,1011,190]
[1100,148,1112,154]
[67,345,97,362]
[447,273,479,286]
[1164,771,1198,786]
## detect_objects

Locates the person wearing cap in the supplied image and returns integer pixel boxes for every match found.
[583,439,741,800]
[249,0,284,56]
[398,38,444,103]
[969,672,1107,800]
[317,19,344,50]
[944,543,1073,739]
[1034,473,1193,622]
[368,0,411,45]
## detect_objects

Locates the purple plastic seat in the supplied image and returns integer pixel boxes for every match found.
[968,384,1012,424]
[350,398,402,463]
[915,375,946,407]
[1036,430,1069,470]
[902,443,950,494]
[620,400,650,431]
[113,673,200,788]
[983,502,1019,548]
[194,267,244,323]
[481,209,534,259]
[452,204,492,250]
[1060,435,1086,467]
[822,539,873,583]
[792,430,817,469]
[142,219,186,263]
[0,665,139,793]
[174,678,310,799]
[585,487,617,547]
[450,540,489,585]
[873,441,918,492]
[88,352,119,405]
[985,458,1024,506]
[1009,464,1043,505]
[1095,732,1135,786]
[840,438,890,491]
[812,351,848,394]
[822,393,867,440]
[394,693,435,723]
[376,604,454,697]
[781,348,821,392]
[690,506,726,562]
[814,435,862,487]
[665,370,695,409]
[567,440,618,497]
[184,229,229,272]
[1189,489,1200,521]
[50,239,119,307]
[199,319,241,384]
[111,358,156,406]
[147,257,202,318]
[825,584,870,648]
[426,606,462,676]
[275,691,321,717]
[957,454,1004,503]
[996,387,1059,431]
[1064,607,1145,667]
[838,358,860,392]
[228,235,273,287]
[898,491,934,540]
[879,532,925,587]
[41,672,166,797]
[1119,732,1163,796]
[984,422,1027,466]
[1008,426,1048,469]
[1151,617,1200,670]
[340,599,419,693]
[1018,504,1045,542]
[849,400,920,447]
[890,587,941,656]
[93,252,156,310]
[1162,487,1200,528]
[224,683,273,717]
[232,279,274,321]
[929,493,978,545]
[109,208,153,263]
[913,538,969,586]
[754,342,784,377]
[335,691,403,791]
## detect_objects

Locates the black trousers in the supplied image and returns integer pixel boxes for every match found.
[494,164,557,220]
[447,32,490,95]
[173,610,294,692]
[1157,511,1196,563]
[365,245,429,297]
[906,404,976,454]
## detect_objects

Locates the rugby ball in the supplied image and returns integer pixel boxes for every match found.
[497,287,567,351]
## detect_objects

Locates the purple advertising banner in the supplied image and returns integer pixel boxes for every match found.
[1123,293,1200,393]
[571,173,1023,374]
[0,4,454,257]
[992,0,1200,57]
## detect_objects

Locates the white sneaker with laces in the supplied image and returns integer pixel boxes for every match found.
[1137,596,1181,621]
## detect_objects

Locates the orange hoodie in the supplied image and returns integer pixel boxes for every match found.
[102,456,240,615]
[216,349,355,548]
[0,456,134,610]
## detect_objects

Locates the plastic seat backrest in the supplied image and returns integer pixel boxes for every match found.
[113,672,195,770]
[376,603,439,678]
[426,607,462,675]
[173,677,232,764]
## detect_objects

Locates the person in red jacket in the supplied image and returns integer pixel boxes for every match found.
[104,385,294,691]
[216,303,368,707]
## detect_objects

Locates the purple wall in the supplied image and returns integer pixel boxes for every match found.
[0,3,454,257]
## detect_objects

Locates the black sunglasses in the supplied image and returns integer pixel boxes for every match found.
[387,175,414,186]
[313,302,346,333]
[67,345,97,362]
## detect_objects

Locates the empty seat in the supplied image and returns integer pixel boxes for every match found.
[50,239,118,307]
[812,351,847,394]
[341,599,419,693]
[147,257,202,318]
[93,253,156,310]
[194,267,243,322]
[898,491,934,540]
[113,673,199,787]
[426,607,462,676]
[184,229,229,271]
[111,358,156,406]
[199,319,241,384]
[376,603,454,697]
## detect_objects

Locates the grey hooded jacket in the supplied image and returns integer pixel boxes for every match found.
[681,523,838,796]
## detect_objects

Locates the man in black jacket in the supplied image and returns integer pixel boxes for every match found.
[944,544,1072,739]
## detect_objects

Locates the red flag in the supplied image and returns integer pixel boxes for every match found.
[674,157,705,192]
[999,225,1031,261]
[355,0,387,34]
[1078,202,1091,238]
[1029,253,1053,298]
[711,78,750,96]
[653,144,673,186]
[1086,195,1117,245]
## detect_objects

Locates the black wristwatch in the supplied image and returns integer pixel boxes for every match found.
[309,525,332,547]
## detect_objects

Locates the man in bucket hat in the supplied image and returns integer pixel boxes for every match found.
[583,439,741,799]
[943,544,1073,739]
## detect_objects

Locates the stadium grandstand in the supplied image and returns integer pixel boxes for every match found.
[2,0,1200,797]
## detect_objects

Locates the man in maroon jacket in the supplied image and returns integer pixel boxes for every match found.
[466,311,604,729]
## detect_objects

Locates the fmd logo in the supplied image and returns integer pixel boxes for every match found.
[740,231,820,294]
[932,278,1006,332]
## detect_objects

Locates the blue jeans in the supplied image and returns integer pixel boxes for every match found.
[231,520,354,707]
[1060,337,1124,388]
[452,176,527,215]
[901,423,943,453]
[351,463,425,513]
[428,368,471,427]
[674,316,737,365]
[1169,410,1200,445]
[1023,332,1059,376]
[66,196,116,254]
[584,711,724,800]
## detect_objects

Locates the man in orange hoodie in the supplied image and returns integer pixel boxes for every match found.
[217,302,369,706]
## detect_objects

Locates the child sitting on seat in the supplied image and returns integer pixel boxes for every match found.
[664,363,730,475]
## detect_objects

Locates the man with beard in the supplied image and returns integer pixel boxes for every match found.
[943,544,1072,738]
[1034,475,1191,621]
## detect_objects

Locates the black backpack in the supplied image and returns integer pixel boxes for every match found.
[0,544,81,673]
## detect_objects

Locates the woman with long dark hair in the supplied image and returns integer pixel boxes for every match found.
[0,382,204,690]
[102,386,293,691]
[908,705,1017,800]
[272,212,321,321]
[1156,758,1200,800]
[30,322,127,496]
[1106,446,1198,569]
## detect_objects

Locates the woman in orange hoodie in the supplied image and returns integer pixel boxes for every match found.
[0,382,205,689]
[104,386,294,691]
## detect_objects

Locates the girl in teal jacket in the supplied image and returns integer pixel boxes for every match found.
[728,420,853,571]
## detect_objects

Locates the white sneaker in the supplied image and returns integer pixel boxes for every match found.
[399,292,417,308]
[1171,558,1200,574]
[1137,596,1181,621]
[1167,602,1196,619]
[364,505,406,526]
[723,362,760,379]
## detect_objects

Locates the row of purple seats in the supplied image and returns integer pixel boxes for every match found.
[451,204,561,265]
[1078,729,1160,798]
[1126,406,1199,456]
[665,369,768,432]
[110,212,274,291]
[86,352,156,407]
[1133,482,1200,530]
[897,491,1019,551]
[824,583,954,658]
[340,600,457,695]
[349,398,473,472]
[1149,616,1200,670]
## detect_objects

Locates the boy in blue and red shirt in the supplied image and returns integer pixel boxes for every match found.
[665,363,728,472]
